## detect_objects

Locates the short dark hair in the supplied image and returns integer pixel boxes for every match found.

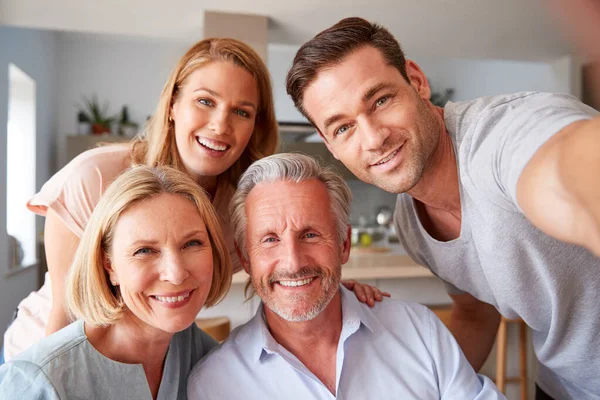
[286,17,409,123]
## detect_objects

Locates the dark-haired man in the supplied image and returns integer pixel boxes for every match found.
[286,17,599,400]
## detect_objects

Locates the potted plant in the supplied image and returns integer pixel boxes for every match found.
[118,105,139,137]
[78,95,116,135]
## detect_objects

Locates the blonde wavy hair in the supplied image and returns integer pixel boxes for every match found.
[66,166,232,326]
[131,37,279,186]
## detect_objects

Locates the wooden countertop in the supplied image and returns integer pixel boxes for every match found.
[231,251,434,284]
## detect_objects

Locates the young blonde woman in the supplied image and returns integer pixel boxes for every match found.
[0,166,231,399]
[1,37,385,363]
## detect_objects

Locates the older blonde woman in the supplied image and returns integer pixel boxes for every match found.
[0,165,231,399]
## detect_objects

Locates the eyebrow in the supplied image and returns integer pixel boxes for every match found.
[322,81,395,131]
[193,87,257,110]
[181,229,209,240]
[362,82,395,102]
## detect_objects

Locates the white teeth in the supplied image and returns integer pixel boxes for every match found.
[278,278,314,287]
[376,149,399,165]
[197,137,227,151]
[154,292,190,303]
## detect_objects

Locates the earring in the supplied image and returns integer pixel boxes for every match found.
[111,280,118,286]
[169,115,173,122]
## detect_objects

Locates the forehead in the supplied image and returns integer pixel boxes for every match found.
[244,179,335,233]
[182,61,259,102]
[303,46,403,122]
[113,193,206,240]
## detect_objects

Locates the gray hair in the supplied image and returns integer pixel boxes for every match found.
[230,153,352,258]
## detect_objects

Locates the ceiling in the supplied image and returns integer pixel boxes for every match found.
[0,0,574,61]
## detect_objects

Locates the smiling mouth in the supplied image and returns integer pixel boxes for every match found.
[372,145,402,166]
[196,137,229,152]
[151,290,193,303]
[276,277,316,288]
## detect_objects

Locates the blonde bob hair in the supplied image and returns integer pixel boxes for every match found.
[132,37,279,185]
[66,165,232,327]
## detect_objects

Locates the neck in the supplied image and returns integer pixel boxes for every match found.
[194,175,218,199]
[86,314,173,398]
[265,291,343,352]
[264,291,343,395]
[407,106,460,214]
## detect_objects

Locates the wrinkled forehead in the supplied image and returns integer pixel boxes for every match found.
[111,193,207,244]
[244,180,335,234]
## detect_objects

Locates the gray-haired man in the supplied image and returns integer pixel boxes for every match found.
[187,153,504,399]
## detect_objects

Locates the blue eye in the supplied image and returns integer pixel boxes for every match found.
[234,109,251,118]
[198,98,214,106]
[184,240,204,248]
[376,96,388,107]
[335,125,349,136]
[304,232,318,239]
[264,237,278,243]
[134,247,153,256]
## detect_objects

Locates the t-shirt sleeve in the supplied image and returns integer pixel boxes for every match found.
[469,93,597,212]
[443,280,466,296]
[0,360,61,399]
[425,309,505,399]
[27,147,128,238]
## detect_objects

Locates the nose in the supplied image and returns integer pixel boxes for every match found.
[208,107,232,136]
[160,253,190,286]
[359,116,389,151]
[280,238,304,273]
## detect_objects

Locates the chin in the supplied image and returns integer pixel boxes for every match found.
[156,318,196,334]
[189,164,230,178]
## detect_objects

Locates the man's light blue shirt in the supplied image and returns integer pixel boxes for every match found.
[188,286,504,399]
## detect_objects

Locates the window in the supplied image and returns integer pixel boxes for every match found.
[6,63,37,268]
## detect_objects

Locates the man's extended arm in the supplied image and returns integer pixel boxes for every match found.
[517,116,600,256]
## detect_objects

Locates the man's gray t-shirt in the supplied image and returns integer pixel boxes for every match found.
[394,92,599,400]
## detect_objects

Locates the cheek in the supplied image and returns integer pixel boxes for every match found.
[332,141,360,165]
[188,251,214,282]
[117,265,155,297]
[233,121,255,148]
[248,251,275,278]
[175,106,209,135]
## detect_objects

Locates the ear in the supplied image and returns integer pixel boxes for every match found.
[340,225,352,264]
[319,130,341,160]
[405,60,431,101]
[169,103,176,122]
[103,254,118,286]
[235,242,251,275]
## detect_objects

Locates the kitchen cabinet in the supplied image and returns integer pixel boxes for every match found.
[66,134,127,165]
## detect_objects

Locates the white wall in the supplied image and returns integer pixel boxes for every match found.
[0,25,58,347]
[267,44,306,122]
[418,55,575,101]
[54,31,194,168]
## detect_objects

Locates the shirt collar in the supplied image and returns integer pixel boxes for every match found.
[339,285,378,334]
[248,285,381,363]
